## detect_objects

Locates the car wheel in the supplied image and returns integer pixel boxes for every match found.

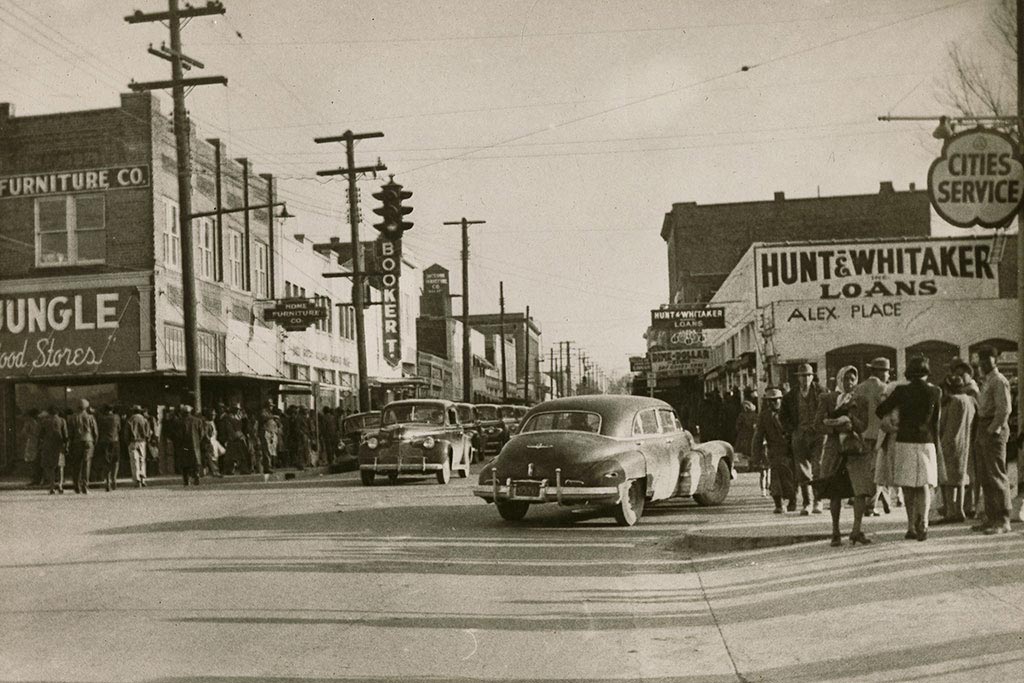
[613,478,646,527]
[360,471,374,486]
[496,500,529,521]
[693,460,732,506]
[387,473,399,485]
[436,453,452,484]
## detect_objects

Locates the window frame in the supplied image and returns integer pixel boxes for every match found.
[34,194,106,267]
[227,230,244,289]
[162,199,181,270]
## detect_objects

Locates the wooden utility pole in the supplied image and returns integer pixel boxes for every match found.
[444,218,485,402]
[523,305,530,404]
[314,131,386,413]
[562,341,574,397]
[549,347,556,398]
[499,281,508,402]
[127,0,226,411]
[1017,0,1023,436]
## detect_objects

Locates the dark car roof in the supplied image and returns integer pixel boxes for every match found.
[383,399,456,409]
[523,395,674,437]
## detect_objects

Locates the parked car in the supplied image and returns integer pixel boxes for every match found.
[499,404,520,435]
[339,411,381,457]
[473,395,735,526]
[455,402,483,462]
[474,403,508,456]
[359,399,472,486]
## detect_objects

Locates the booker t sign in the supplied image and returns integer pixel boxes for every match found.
[928,127,1024,229]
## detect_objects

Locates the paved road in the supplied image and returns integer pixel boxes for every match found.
[1,469,1022,682]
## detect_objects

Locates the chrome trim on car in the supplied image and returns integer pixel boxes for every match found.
[472,481,620,504]
[360,462,443,473]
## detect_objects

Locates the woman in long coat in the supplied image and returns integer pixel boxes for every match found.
[814,366,871,546]
[875,356,942,541]
[937,375,976,523]
[37,408,68,494]
[752,389,795,513]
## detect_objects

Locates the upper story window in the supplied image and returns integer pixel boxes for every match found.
[162,199,180,270]
[35,195,105,267]
[254,241,269,298]
[197,218,216,281]
[228,230,244,289]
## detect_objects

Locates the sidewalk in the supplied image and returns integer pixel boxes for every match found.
[0,464,339,492]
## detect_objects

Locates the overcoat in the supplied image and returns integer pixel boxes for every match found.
[175,414,205,470]
[38,414,68,469]
[752,406,795,499]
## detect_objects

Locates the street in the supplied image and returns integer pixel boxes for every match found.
[1,470,1022,683]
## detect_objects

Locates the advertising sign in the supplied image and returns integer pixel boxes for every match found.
[423,266,449,297]
[646,327,706,350]
[0,164,151,199]
[651,306,725,330]
[754,237,999,307]
[0,287,141,379]
[928,127,1024,229]
[378,238,402,367]
[629,355,651,373]
[264,298,328,331]
[649,348,710,377]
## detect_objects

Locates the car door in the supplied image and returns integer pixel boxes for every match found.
[447,407,468,466]
[656,408,684,498]
[633,408,671,500]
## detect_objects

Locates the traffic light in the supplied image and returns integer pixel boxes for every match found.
[371,176,413,241]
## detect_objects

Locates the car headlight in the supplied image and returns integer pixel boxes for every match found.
[422,436,436,449]
[366,437,379,450]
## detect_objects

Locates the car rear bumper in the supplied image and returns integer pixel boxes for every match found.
[473,477,624,506]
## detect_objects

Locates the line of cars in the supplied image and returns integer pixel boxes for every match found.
[346,394,735,527]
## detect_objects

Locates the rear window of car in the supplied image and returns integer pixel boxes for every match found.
[382,404,445,426]
[520,411,601,434]
[475,406,498,420]
[344,414,380,432]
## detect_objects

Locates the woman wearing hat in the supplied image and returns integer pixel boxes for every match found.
[752,388,796,513]
[814,365,872,545]
[875,355,942,541]
[937,375,976,524]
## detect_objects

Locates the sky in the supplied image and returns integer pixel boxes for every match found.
[0,0,1005,377]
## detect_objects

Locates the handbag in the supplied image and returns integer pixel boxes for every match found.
[839,431,865,457]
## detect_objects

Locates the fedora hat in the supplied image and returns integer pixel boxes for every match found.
[764,388,783,400]
[906,355,930,378]
[794,363,814,376]
[867,357,891,371]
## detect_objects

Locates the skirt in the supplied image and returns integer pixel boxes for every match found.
[812,461,855,500]
[844,453,876,496]
[888,441,938,488]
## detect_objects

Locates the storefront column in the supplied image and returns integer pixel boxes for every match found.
[1,382,16,472]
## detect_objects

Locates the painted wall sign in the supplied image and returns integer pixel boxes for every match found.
[754,238,999,306]
[928,127,1024,229]
[0,165,151,199]
[650,305,725,330]
[378,238,402,367]
[423,268,449,296]
[264,298,328,331]
[0,287,140,378]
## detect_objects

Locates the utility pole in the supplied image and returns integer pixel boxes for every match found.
[1017,0,1024,437]
[314,131,386,413]
[560,341,574,397]
[127,0,226,412]
[499,281,508,402]
[444,218,486,402]
[523,305,530,404]
[550,347,557,398]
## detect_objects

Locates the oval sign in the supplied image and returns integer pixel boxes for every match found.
[928,127,1024,229]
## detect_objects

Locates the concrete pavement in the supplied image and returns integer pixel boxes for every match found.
[0,467,1022,682]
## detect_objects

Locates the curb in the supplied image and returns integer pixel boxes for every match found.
[667,530,833,553]
[0,466,340,492]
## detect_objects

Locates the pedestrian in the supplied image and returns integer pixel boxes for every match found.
[948,357,982,519]
[20,409,41,486]
[289,406,311,470]
[851,357,893,516]
[875,355,942,541]
[124,405,152,487]
[177,404,204,486]
[782,363,824,514]
[814,365,872,546]
[200,408,223,478]
[38,407,68,494]
[734,400,765,494]
[257,401,280,480]
[65,398,98,494]
[972,345,1013,535]
[936,375,976,524]
[752,388,796,513]
[219,404,249,475]
[96,405,122,492]
[320,406,338,465]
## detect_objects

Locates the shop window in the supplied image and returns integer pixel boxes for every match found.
[163,199,180,269]
[227,230,244,289]
[254,241,269,298]
[164,324,186,369]
[35,194,105,266]
[197,329,226,372]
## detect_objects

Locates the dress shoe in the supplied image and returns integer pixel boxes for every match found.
[105,482,112,492]
[864,509,880,517]
[812,501,824,514]
[916,530,928,541]
[800,505,811,516]
[983,525,1010,535]
[786,502,797,512]
[904,531,916,540]
[81,487,88,495]
[830,534,842,547]
[49,488,55,495]
[773,505,784,514]
[849,531,872,545]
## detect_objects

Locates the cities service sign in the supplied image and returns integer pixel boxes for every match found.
[928,127,1024,229]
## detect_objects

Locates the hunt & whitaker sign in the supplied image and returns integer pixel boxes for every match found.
[650,305,725,330]
[0,287,140,378]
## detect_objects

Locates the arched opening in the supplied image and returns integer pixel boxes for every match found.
[906,340,959,386]
[969,338,1018,383]
[825,344,897,389]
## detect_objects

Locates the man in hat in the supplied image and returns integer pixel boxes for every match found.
[782,363,824,514]
[176,404,204,486]
[124,406,152,487]
[852,357,893,515]
[753,388,796,513]
[66,398,98,494]
[973,345,1013,534]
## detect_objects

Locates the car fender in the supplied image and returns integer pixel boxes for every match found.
[689,440,734,495]
[615,450,648,486]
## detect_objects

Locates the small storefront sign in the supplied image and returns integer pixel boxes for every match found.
[754,237,999,307]
[0,164,151,199]
[0,286,141,378]
[650,348,710,377]
[264,298,328,331]
[378,238,402,367]
[629,355,651,373]
[650,305,725,330]
[928,127,1024,229]
[423,266,449,296]
[647,327,706,350]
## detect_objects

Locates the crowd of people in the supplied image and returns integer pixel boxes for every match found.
[17,399,354,494]
[729,345,1019,545]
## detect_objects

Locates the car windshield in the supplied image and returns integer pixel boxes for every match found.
[499,406,516,419]
[456,406,475,422]
[475,405,498,420]
[520,411,602,434]
[344,414,380,432]
[382,404,445,426]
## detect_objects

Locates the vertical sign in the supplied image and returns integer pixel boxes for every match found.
[378,238,402,367]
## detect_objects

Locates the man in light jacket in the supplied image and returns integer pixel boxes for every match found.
[66,399,98,494]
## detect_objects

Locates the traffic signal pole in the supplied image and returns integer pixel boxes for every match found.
[315,131,386,412]
[444,218,485,402]
[499,281,508,402]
